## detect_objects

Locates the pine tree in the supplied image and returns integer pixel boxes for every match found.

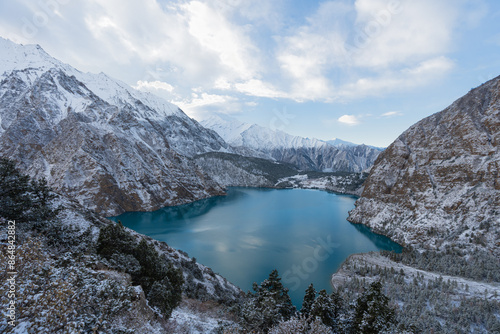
[352,281,395,333]
[29,177,60,223]
[0,157,33,220]
[97,221,136,258]
[0,158,60,223]
[310,289,338,329]
[242,269,297,332]
[132,238,183,317]
[301,283,316,319]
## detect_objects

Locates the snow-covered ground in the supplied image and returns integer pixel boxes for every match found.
[332,252,500,302]
[168,302,240,333]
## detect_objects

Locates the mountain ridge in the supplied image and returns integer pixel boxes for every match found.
[348,75,500,255]
[200,113,383,173]
[0,38,232,216]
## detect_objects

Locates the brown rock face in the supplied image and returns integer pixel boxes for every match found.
[348,76,500,254]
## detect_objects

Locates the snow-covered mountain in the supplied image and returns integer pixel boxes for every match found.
[201,113,330,150]
[348,75,500,255]
[0,38,232,215]
[200,113,382,172]
[325,138,358,148]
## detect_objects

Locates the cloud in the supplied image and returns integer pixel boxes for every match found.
[234,79,288,99]
[381,111,402,117]
[338,114,360,125]
[350,0,460,68]
[0,0,486,115]
[276,1,352,100]
[276,0,472,101]
[135,80,174,92]
[181,1,260,82]
[337,56,455,98]
[173,92,241,119]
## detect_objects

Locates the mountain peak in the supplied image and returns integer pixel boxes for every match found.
[0,38,231,215]
[0,37,69,76]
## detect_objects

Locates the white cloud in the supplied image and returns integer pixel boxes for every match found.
[181,1,260,82]
[381,111,402,117]
[234,79,288,99]
[350,0,459,68]
[276,0,471,101]
[277,1,351,100]
[338,114,360,125]
[135,80,174,92]
[173,92,241,119]
[337,56,455,98]
[179,92,233,109]
[0,0,486,113]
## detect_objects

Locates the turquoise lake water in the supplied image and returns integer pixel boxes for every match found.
[110,187,402,307]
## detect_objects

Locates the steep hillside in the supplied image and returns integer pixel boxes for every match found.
[201,114,382,172]
[0,38,231,216]
[348,76,500,255]
[0,197,242,333]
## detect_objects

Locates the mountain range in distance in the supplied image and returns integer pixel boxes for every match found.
[200,113,383,173]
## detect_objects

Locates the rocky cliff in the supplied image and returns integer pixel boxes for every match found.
[0,38,230,216]
[348,76,500,255]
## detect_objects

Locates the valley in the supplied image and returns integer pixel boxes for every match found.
[0,37,498,333]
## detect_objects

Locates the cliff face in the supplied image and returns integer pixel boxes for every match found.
[348,76,500,254]
[0,39,228,216]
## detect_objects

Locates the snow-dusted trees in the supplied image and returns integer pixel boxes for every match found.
[97,225,183,318]
[351,281,396,333]
[133,238,184,317]
[310,289,342,331]
[241,269,297,332]
[301,283,316,319]
[96,220,135,257]
[0,158,60,223]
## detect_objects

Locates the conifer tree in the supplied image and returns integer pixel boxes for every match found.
[0,158,60,223]
[242,269,297,332]
[352,281,395,333]
[97,220,136,258]
[301,283,316,318]
[310,289,338,329]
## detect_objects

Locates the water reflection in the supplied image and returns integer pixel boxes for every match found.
[351,223,403,253]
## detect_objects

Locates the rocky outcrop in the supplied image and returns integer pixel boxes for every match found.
[0,39,229,216]
[348,76,500,255]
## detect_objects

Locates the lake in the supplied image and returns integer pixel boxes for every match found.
[110,187,402,307]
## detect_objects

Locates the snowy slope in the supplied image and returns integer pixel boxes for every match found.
[0,38,232,215]
[201,113,382,172]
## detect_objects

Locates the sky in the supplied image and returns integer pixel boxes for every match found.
[0,0,499,147]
